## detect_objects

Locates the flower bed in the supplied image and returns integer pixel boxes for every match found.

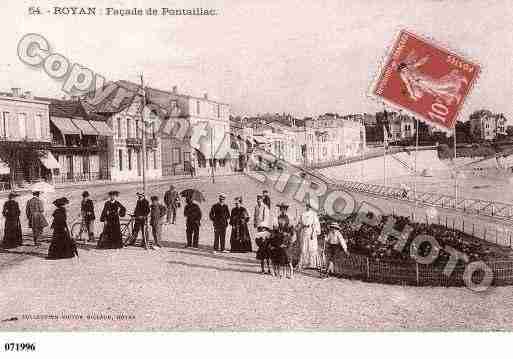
[314,213,513,287]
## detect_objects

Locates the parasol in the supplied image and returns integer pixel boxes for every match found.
[28,181,55,193]
[180,189,205,202]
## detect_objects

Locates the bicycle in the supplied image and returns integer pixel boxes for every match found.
[71,216,93,243]
[120,214,150,248]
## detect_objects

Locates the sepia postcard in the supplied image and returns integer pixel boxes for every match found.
[1,0,513,356]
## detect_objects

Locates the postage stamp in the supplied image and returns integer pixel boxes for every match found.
[372,29,480,131]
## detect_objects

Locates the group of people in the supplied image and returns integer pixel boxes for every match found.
[1,185,350,279]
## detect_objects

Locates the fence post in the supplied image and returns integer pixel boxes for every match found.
[366,257,370,279]
[416,263,419,286]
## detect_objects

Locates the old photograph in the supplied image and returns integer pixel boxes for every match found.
[1,1,513,345]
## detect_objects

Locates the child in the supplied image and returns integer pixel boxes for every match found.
[322,222,349,279]
[255,225,272,274]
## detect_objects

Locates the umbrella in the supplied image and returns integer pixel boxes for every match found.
[28,181,55,193]
[180,189,205,202]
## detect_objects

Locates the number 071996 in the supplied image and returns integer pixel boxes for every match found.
[4,343,36,351]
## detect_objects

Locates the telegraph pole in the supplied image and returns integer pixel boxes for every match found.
[140,74,147,194]
[210,125,215,183]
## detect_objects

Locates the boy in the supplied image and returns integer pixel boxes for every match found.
[323,222,349,279]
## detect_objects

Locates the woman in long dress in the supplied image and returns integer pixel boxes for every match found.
[298,203,322,269]
[229,197,252,252]
[47,197,78,259]
[1,192,22,249]
[98,191,126,249]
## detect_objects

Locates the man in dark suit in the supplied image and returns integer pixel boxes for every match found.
[262,189,271,209]
[184,196,202,248]
[80,191,95,242]
[129,192,150,247]
[209,193,230,253]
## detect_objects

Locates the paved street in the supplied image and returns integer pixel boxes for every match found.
[1,174,513,330]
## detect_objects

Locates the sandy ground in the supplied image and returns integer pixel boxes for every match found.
[1,174,513,330]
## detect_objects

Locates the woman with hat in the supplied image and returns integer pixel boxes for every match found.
[1,192,22,249]
[273,202,296,278]
[47,197,78,259]
[98,190,126,249]
[229,196,252,252]
[322,222,349,279]
[298,202,322,270]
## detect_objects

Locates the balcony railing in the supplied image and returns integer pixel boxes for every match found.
[126,137,158,148]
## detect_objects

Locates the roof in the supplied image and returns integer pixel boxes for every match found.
[50,117,81,135]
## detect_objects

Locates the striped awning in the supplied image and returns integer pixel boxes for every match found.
[50,117,81,135]
[71,118,99,136]
[89,120,113,136]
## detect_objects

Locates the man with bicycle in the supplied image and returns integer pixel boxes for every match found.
[129,192,150,247]
[80,191,95,242]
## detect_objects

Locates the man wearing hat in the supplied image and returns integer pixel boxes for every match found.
[26,191,49,246]
[80,191,95,242]
[1,192,22,249]
[209,193,230,252]
[262,190,271,209]
[322,222,349,279]
[129,192,151,247]
[149,195,167,248]
[163,185,180,224]
[183,194,202,248]
[253,195,270,231]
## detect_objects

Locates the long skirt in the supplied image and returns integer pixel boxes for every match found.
[97,221,123,249]
[2,218,22,248]
[47,228,77,259]
[299,227,322,269]
[230,224,252,252]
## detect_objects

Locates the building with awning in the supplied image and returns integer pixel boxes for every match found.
[90,120,113,136]
[47,101,112,183]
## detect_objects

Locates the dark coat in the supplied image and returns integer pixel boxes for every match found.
[164,190,180,208]
[2,200,22,248]
[98,200,126,249]
[134,198,150,217]
[263,195,271,209]
[209,202,230,229]
[229,206,252,252]
[47,207,77,259]
[81,198,95,221]
[184,202,202,227]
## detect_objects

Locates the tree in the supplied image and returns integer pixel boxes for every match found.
[0,143,47,189]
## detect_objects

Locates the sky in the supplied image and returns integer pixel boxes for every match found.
[1,0,512,122]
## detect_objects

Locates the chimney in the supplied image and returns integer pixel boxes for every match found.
[203,92,208,100]
[24,91,32,99]
[11,87,21,97]
[172,86,178,94]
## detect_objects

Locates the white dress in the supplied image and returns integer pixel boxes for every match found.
[299,209,321,269]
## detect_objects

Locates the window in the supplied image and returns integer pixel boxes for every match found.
[152,122,156,139]
[1,112,8,137]
[135,119,140,138]
[172,148,181,164]
[126,118,132,138]
[83,155,90,174]
[35,114,43,139]
[118,149,123,170]
[18,113,27,138]
[128,148,132,170]
[217,104,221,118]
[153,151,157,169]
[117,118,122,138]
[196,101,200,115]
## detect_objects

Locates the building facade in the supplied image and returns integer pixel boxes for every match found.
[0,88,55,188]
[304,113,366,165]
[469,110,507,140]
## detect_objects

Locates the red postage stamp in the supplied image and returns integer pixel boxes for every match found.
[372,30,480,131]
